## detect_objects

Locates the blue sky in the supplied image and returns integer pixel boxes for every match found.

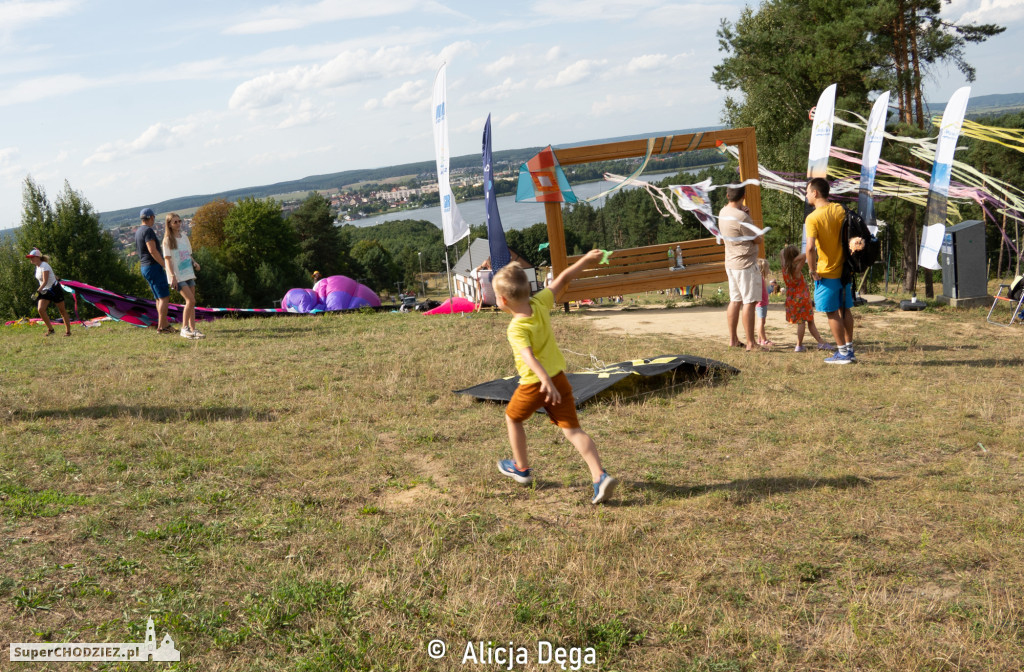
[1,0,1021,230]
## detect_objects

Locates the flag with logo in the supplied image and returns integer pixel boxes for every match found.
[919,86,971,270]
[858,91,890,232]
[432,64,468,246]
[482,114,511,272]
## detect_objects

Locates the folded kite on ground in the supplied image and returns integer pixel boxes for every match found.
[455,355,739,408]
[61,280,287,326]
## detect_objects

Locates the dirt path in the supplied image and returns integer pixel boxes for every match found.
[581,295,899,348]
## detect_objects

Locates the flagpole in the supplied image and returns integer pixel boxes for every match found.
[444,246,454,308]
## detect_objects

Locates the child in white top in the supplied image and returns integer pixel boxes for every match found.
[162,213,204,339]
[25,248,71,336]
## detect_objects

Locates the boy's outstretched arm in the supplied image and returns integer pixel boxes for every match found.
[519,346,560,404]
[548,249,604,303]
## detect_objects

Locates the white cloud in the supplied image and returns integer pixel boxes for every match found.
[475,77,525,102]
[0,0,79,30]
[278,99,334,128]
[89,170,131,189]
[224,0,463,35]
[528,0,664,21]
[454,115,489,136]
[950,0,1024,24]
[605,53,690,78]
[0,147,21,181]
[438,40,475,65]
[246,144,335,167]
[591,92,645,116]
[536,59,607,89]
[483,55,516,76]
[0,73,99,106]
[229,46,426,111]
[84,122,197,165]
[625,54,669,72]
[496,112,521,128]
[364,79,427,111]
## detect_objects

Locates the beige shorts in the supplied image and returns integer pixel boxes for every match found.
[727,266,762,304]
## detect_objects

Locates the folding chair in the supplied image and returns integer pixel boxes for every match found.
[986,275,1024,327]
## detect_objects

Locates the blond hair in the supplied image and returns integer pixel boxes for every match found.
[492,262,530,302]
[756,257,770,277]
[162,213,181,251]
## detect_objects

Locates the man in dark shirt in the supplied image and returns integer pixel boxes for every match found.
[135,208,171,332]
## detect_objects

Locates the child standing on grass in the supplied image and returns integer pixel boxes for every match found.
[755,258,772,348]
[780,244,834,353]
[492,250,617,505]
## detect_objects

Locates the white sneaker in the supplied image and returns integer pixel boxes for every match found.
[191,328,205,339]
[180,327,192,339]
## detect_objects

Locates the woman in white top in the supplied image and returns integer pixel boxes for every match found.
[25,248,71,336]
[162,213,204,339]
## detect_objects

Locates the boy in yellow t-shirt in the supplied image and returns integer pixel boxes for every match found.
[491,249,617,504]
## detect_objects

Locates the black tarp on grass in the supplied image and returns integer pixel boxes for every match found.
[455,355,739,408]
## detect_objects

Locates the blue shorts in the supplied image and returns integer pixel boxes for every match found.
[141,264,170,299]
[755,304,768,320]
[177,278,196,290]
[814,278,853,313]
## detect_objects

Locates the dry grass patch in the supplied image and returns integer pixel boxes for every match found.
[1,303,1022,671]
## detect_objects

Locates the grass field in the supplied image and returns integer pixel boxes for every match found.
[1,296,1023,671]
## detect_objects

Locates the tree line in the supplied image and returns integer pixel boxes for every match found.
[0,180,450,319]
[712,0,1008,295]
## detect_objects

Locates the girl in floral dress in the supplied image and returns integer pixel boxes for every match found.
[780,245,834,352]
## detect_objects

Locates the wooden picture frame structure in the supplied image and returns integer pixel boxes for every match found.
[542,126,764,302]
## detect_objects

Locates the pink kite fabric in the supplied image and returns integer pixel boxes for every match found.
[62,279,287,326]
[423,297,477,315]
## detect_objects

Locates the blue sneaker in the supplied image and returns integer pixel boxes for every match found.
[497,459,533,485]
[591,472,618,504]
[847,346,856,361]
[824,351,855,365]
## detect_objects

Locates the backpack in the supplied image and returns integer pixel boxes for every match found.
[1010,275,1024,302]
[840,205,880,286]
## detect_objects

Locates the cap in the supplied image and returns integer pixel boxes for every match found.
[140,208,155,219]
[25,248,42,258]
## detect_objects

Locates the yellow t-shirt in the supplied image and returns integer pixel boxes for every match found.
[806,202,846,279]
[506,289,566,385]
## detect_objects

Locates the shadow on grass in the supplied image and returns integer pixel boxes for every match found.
[213,324,316,335]
[16,405,277,422]
[916,357,1024,367]
[629,474,895,505]
[860,343,980,352]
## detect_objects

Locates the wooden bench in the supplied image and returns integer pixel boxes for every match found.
[562,238,729,301]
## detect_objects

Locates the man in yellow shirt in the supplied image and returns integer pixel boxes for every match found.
[805,178,856,364]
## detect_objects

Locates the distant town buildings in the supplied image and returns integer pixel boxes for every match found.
[107,162,520,252]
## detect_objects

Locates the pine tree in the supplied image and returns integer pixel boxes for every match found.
[290,192,343,278]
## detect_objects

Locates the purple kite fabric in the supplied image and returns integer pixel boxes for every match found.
[317,275,380,309]
[282,288,323,313]
[61,280,288,326]
[291,275,381,312]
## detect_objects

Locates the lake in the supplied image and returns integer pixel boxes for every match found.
[349,170,697,232]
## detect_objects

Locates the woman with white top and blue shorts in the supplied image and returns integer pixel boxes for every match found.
[162,213,204,339]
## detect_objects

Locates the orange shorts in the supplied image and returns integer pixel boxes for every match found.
[505,371,579,428]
